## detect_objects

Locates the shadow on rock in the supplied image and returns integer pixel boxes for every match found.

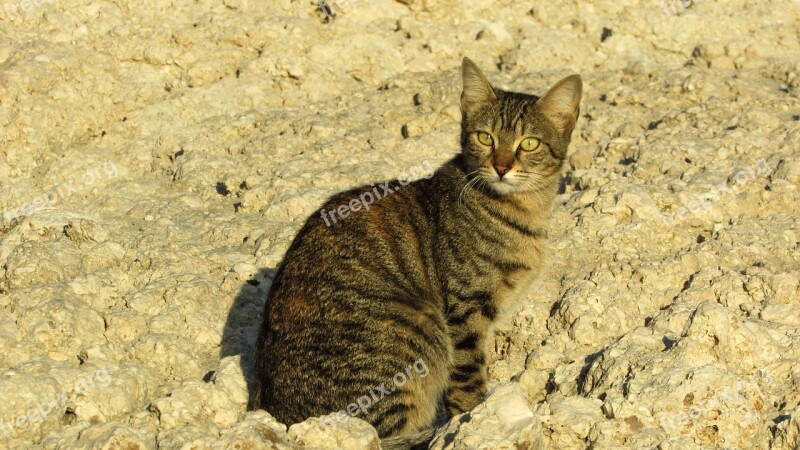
[220,267,276,409]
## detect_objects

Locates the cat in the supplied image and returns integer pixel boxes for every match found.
[252,57,582,449]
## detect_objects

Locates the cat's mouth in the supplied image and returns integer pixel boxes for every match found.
[469,166,526,195]
[485,174,520,195]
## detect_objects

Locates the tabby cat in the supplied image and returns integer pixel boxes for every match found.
[253,58,582,449]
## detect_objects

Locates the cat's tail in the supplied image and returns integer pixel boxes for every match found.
[380,427,436,450]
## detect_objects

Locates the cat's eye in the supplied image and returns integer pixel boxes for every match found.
[519,137,541,152]
[476,131,493,146]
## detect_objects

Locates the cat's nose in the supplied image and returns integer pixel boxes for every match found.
[494,164,511,178]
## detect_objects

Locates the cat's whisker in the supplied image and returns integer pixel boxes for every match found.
[478,178,488,195]
[461,169,480,181]
[525,179,549,207]
[457,180,466,206]
[465,177,482,205]
[458,175,482,206]
[523,177,540,194]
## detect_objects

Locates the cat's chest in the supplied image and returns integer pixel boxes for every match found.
[479,220,547,322]
[492,262,542,323]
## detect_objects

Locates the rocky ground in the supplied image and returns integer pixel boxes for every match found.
[1,0,799,448]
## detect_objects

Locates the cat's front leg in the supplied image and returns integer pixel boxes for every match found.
[443,303,491,416]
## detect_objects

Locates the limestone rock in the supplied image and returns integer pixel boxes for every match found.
[430,383,543,450]
[0,0,798,448]
[288,414,380,450]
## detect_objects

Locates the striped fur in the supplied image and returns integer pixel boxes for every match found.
[252,58,582,448]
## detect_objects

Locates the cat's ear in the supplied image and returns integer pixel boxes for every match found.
[537,74,582,136]
[461,57,497,113]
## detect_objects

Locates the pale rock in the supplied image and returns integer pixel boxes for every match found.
[154,425,221,449]
[213,356,250,407]
[569,145,596,170]
[288,413,380,450]
[0,0,798,448]
[402,113,440,138]
[263,195,315,223]
[103,312,148,343]
[709,56,736,70]
[240,185,276,213]
[772,405,800,450]
[213,411,296,449]
[768,272,800,304]
[149,357,247,431]
[68,423,155,450]
[773,155,800,185]
[760,304,800,327]
[16,296,106,362]
[430,383,543,450]
[157,411,295,449]
[542,396,604,442]
[477,23,514,51]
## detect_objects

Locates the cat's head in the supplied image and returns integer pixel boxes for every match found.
[459,57,582,196]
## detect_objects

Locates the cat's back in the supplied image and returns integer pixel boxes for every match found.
[253,172,452,431]
[277,173,441,286]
